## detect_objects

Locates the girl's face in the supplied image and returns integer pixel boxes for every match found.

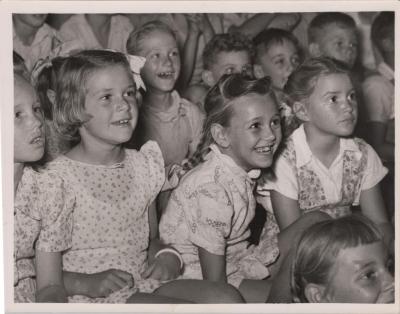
[139,30,180,93]
[256,39,300,90]
[323,241,394,303]
[81,64,138,147]
[14,76,45,163]
[303,73,357,137]
[223,93,281,171]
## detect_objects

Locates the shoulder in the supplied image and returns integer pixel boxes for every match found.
[125,141,164,172]
[112,14,134,31]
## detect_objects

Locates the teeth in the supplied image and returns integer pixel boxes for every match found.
[256,145,273,153]
[158,72,174,77]
[119,120,129,124]
[32,137,42,144]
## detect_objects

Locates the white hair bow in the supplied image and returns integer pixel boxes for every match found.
[126,54,146,91]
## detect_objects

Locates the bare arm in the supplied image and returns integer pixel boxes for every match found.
[198,246,227,282]
[270,190,301,230]
[35,251,67,302]
[359,183,393,248]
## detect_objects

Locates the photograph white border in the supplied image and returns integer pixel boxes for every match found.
[1,1,399,313]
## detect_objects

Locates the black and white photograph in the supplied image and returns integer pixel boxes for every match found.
[1,0,398,313]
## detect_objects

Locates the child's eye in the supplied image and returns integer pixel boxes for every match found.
[125,89,136,98]
[275,58,285,66]
[291,56,300,67]
[347,91,357,102]
[151,53,160,59]
[361,270,377,281]
[100,94,112,101]
[329,95,338,103]
[335,41,343,48]
[15,111,22,119]
[250,122,261,129]
[349,42,358,49]
[169,50,179,58]
[270,116,281,128]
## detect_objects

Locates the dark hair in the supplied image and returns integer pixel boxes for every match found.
[202,32,255,70]
[184,73,276,170]
[126,20,177,55]
[284,57,352,109]
[371,11,394,55]
[53,50,131,140]
[308,12,356,44]
[291,214,383,303]
[253,28,303,62]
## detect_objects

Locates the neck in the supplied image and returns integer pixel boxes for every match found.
[13,18,40,45]
[303,123,340,168]
[143,90,174,111]
[67,140,124,166]
[14,163,25,195]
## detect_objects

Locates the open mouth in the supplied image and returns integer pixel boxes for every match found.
[255,143,275,154]
[157,71,175,79]
[111,119,131,126]
[30,135,44,145]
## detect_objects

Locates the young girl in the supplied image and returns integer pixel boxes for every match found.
[14,73,72,302]
[292,215,394,303]
[126,21,205,216]
[159,74,329,303]
[259,57,392,247]
[43,49,242,304]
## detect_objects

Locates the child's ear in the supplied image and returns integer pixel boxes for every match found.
[309,43,322,58]
[304,283,326,303]
[210,123,230,148]
[293,101,309,121]
[46,89,56,105]
[202,70,216,87]
[254,64,265,79]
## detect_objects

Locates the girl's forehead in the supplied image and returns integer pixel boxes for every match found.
[139,29,177,49]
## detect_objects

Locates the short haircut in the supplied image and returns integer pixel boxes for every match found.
[371,11,394,55]
[308,12,356,44]
[291,214,383,303]
[126,20,177,55]
[253,28,303,62]
[53,50,131,140]
[202,32,255,70]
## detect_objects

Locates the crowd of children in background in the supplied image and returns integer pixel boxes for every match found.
[12,11,394,304]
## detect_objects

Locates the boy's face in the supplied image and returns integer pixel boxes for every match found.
[255,39,300,90]
[204,50,253,86]
[301,73,357,137]
[13,14,48,29]
[139,30,181,93]
[14,76,45,163]
[322,242,394,303]
[310,23,358,68]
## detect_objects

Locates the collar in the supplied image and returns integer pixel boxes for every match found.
[377,62,394,82]
[293,125,361,168]
[13,23,55,47]
[209,144,261,181]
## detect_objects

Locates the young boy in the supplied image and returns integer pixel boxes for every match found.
[253,28,303,137]
[183,32,255,109]
[307,12,358,69]
[362,12,395,221]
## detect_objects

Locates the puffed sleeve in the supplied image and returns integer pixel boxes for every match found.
[259,154,298,200]
[360,142,388,190]
[139,141,166,205]
[34,170,74,252]
[187,182,233,255]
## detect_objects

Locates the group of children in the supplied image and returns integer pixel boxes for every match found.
[12,11,394,304]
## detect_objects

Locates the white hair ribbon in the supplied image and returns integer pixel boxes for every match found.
[126,54,146,91]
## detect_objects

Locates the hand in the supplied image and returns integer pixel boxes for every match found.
[186,13,202,35]
[141,252,181,281]
[270,13,301,31]
[85,269,134,298]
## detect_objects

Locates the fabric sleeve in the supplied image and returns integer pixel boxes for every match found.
[360,143,388,190]
[35,170,74,252]
[187,182,234,255]
[258,154,298,200]
[362,76,393,122]
[140,141,166,204]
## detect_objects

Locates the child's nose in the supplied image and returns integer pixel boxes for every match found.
[116,97,131,111]
[29,113,43,129]
[262,126,276,140]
